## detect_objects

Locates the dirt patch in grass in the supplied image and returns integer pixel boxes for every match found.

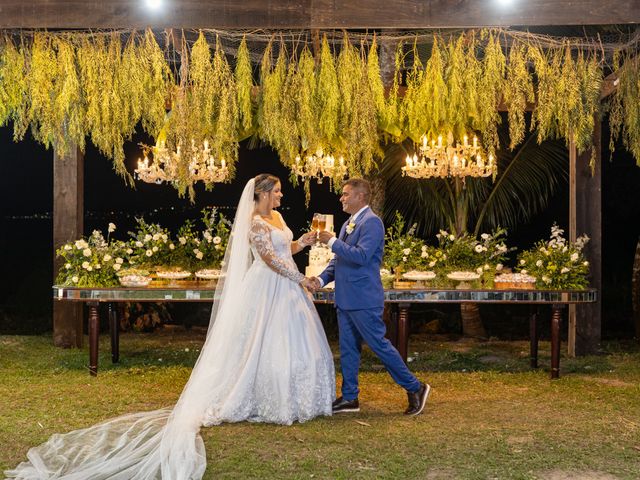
[577,376,636,388]
[536,470,620,480]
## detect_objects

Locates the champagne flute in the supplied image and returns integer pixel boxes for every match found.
[311,213,320,245]
[318,214,327,233]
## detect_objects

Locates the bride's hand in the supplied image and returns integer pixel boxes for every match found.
[298,231,317,247]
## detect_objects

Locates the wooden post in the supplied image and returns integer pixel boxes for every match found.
[568,135,577,356]
[575,119,602,355]
[53,144,84,348]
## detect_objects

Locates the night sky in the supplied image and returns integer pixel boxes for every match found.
[0,123,639,337]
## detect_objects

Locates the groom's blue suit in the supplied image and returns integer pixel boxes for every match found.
[319,207,421,400]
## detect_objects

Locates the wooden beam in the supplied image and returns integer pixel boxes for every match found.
[0,0,638,29]
[53,144,84,348]
[575,117,602,355]
[568,134,577,356]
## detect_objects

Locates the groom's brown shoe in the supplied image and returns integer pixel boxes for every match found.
[332,397,360,413]
[404,383,430,416]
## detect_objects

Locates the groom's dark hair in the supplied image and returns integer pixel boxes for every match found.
[343,178,371,203]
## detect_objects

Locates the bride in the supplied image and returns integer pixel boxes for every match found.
[6,174,336,479]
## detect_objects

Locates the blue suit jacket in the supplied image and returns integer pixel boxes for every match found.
[319,207,385,310]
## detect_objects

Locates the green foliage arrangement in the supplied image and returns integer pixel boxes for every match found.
[383,212,428,273]
[55,226,124,287]
[517,224,590,290]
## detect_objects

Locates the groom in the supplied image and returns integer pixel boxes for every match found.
[314,178,430,416]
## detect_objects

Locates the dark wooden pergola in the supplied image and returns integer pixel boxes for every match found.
[3,0,635,354]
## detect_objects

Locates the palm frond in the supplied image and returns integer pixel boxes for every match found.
[473,132,567,235]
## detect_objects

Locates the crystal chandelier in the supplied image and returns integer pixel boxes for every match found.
[402,133,496,179]
[292,148,348,183]
[135,139,229,185]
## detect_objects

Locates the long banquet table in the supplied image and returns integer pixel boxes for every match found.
[53,285,597,378]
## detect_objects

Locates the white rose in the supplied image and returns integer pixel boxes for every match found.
[474,245,483,253]
[484,264,490,271]
[215,245,221,250]
[126,248,133,254]
[65,263,71,269]
[103,254,112,262]
[421,251,428,258]
[536,260,543,267]
[203,231,212,240]
[562,246,568,252]
[82,261,90,269]
[560,267,570,274]
[152,246,158,252]
[429,261,436,267]
[521,269,528,274]
[146,249,153,257]
[193,248,200,255]
[542,275,551,284]
[570,253,579,262]
[116,257,123,264]
[496,263,503,271]
[113,263,121,271]
[179,237,187,245]
[86,266,93,271]
[481,233,489,240]
[196,252,204,260]
[583,261,589,266]
[72,276,79,283]
[135,241,143,248]
[83,248,92,257]
[64,244,72,251]
[449,235,455,241]
[95,264,101,269]
[169,244,175,250]
[402,256,407,262]
[74,240,84,249]
[108,223,116,233]
[476,267,483,274]
[144,234,152,242]
[162,234,168,242]
[152,233,161,241]
[402,248,411,255]
[213,236,222,244]
[519,259,526,265]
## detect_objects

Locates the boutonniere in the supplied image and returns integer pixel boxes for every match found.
[346,222,356,235]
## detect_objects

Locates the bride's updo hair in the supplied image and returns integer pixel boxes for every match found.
[253,174,280,201]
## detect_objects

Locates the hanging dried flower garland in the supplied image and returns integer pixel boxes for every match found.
[0,27,635,200]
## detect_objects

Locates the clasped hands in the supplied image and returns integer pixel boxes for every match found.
[301,276,322,292]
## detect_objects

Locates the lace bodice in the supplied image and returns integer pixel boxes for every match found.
[249,214,305,283]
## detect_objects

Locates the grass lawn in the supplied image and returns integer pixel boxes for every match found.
[1,330,639,479]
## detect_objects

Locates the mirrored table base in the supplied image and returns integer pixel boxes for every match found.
[53,286,597,378]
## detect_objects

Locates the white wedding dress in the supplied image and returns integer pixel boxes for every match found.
[6,179,335,479]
